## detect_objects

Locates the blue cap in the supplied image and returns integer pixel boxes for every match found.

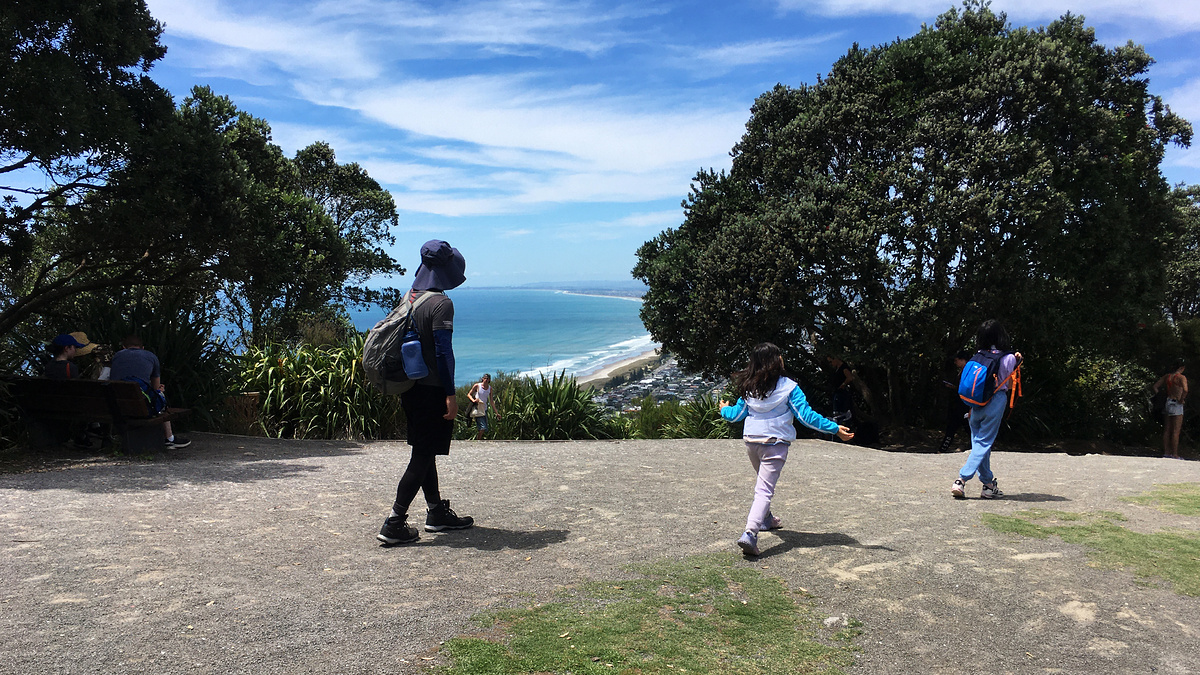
[52,334,86,348]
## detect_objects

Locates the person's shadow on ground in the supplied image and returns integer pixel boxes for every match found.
[756,531,895,560]
[983,493,1069,503]
[381,526,570,551]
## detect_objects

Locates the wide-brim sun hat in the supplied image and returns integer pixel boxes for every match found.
[411,240,466,291]
[69,332,97,356]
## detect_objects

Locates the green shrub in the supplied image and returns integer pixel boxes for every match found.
[665,393,731,439]
[485,371,622,440]
[1017,350,1155,442]
[626,394,682,439]
[232,335,404,440]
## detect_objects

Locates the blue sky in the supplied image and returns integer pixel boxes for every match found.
[142,0,1200,286]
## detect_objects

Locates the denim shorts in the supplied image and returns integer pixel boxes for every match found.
[1165,398,1184,417]
[475,415,490,431]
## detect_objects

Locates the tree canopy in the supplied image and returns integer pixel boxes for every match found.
[1165,186,1200,324]
[634,1,1193,425]
[1,1,403,346]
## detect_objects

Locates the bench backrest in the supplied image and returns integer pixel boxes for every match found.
[2,376,153,420]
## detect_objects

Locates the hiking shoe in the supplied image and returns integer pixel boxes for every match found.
[951,479,966,499]
[737,531,760,556]
[425,500,474,532]
[764,512,783,530]
[165,436,191,449]
[377,514,419,545]
[981,481,1004,500]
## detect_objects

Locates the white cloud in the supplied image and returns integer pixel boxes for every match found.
[1164,79,1200,122]
[501,229,534,237]
[549,209,684,242]
[777,0,1200,33]
[303,75,743,173]
[614,210,683,229]
[148,0,660,79]
[146,0,380,78]
[339,0,662,56]
[286,73,743,214]
[685,35,844,73]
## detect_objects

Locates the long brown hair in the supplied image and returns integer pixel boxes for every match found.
[735,342,786,399]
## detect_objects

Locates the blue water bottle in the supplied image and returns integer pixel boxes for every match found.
[400,329,428,379]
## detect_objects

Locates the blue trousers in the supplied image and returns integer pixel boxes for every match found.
[959,393,1006,484]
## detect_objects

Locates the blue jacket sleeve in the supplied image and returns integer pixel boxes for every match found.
[789,386,838,434]
[433,329,455,396]
[720,398,749,423]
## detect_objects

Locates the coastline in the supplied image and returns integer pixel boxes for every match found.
[559,290,643,302]
[575,349,663,389]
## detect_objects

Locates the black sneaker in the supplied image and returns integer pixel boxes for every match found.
[425,500,474,532]
[165,436,192,449]
[377,514,419,545]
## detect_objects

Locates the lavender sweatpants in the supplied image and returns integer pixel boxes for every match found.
[745,441,789,534]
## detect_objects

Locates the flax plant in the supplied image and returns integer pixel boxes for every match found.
[489,371,622,440]
[234,335,404,440]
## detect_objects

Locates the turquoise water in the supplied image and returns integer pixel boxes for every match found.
[352,288,656,385]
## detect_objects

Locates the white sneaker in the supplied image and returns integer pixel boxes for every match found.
[981,481,1004,499]
[951,479,966,499]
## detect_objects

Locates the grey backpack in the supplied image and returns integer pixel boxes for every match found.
[361,291,441,394]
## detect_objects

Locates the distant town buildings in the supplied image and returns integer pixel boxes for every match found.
[591,357,728,412]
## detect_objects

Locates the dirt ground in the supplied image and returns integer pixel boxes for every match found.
[1,435,1198,674]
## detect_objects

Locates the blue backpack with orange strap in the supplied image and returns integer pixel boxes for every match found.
[958,349,1020,408]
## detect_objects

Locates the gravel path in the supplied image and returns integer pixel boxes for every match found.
[2,435,1198,674]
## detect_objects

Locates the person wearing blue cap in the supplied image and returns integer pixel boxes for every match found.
[378,240,475,545]
[45,332,96,379]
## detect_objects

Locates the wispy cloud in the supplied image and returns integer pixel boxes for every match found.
[147,0,381,79]
[777,0,1200,33]
[683,35,845,75]
[305,75,743,170]
[1165,78,1200,122]
[552,209,683,242]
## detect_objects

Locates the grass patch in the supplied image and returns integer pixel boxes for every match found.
[441,553,859,674]
[981,509,1200,596]
[1122,483,1200,516]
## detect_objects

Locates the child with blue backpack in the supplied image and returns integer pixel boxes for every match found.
[720,342,854,556]
[953,320,1022,499]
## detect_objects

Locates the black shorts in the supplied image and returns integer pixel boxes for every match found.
[401,384,453,455]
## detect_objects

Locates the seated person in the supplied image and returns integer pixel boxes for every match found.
[109,335,191,449]
[45,333,97,379]
[44,333,100,447]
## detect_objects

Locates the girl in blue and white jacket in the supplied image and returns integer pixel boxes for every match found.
[720,342,854,556]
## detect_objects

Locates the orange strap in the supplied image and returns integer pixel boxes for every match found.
[1005,366,1022,408]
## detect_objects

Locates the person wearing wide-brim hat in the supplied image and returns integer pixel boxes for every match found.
[45,332,97,379]
[378,240,475,545]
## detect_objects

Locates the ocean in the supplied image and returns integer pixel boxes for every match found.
[351,288,657,385]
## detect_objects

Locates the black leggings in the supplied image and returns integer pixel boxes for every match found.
[392,385,451,514]
[393,452,440,515]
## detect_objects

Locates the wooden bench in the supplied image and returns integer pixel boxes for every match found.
[1,376,190,453]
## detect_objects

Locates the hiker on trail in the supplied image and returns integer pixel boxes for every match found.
[1152,360,1188,459]
[720,342,853,556]
[378,240,475,546]
[936,350,972,453]
[467,373,493,441]
[952,320,1021,500]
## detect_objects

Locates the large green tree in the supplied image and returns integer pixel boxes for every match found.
[1165,186,1200,323]
[634,2,1192,425]
[1,0,173,334]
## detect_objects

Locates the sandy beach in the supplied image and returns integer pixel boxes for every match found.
[575,348,662,389]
